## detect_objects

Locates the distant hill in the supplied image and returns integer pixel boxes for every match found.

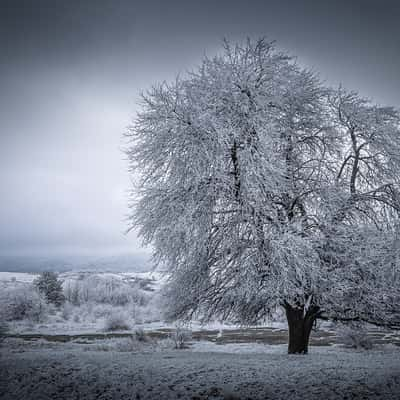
[0,253,151,273]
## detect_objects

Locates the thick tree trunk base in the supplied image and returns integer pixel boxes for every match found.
[285,303,317,354]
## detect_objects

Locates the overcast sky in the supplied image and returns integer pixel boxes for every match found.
[1,0,399,257]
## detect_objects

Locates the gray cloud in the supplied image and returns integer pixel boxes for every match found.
[1,0,399,256]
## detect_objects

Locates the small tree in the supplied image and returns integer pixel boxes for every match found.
[34,272,65,307]
[127,39,400,354]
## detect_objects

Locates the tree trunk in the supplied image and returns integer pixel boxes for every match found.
[285,303,317,354]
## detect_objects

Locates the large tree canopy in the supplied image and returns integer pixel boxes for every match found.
[126,39,400,353]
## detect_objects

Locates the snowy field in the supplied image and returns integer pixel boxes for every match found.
[1,338,400,399]
[1,271,400,399]
[0,270,166,286]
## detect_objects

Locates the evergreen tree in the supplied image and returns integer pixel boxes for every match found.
[34,271,65,307]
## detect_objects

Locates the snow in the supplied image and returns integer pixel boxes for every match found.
[1,339,400,399]
[0,270,167,290]
[0,270,167,335]
[191,340,289,354]
[0,271,38,283]
[126,37,400,331]
[1,271,400,398]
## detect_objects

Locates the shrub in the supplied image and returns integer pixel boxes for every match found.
[104,313,131,332]
[134,327,147,342]
[61,303,73,320]
[130,286,150,307]
[34,272,65,307]
[337,325,373,350]
[170,325,192,349]
[92,304,114,319]
[0,320,8,346]
[108,287,131,306]
[72,284,81,306]
[1,286,50,323]
[63,275,150,307]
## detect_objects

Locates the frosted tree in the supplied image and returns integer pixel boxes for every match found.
[126,39,400,353]
[317,88,400,329]
[34,271,65,307]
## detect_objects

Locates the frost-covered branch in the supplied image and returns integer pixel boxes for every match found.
[126,39,400,334]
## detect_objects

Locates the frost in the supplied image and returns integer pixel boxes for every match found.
[126,38,400,343]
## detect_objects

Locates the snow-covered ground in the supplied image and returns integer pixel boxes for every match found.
[0,270,167,287]
[1,338,400,399]
[0,271,38,283]
[1,271,400,399]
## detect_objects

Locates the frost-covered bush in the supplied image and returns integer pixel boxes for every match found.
[61,302,74,320]
[60,301,140,327]
[134,291,163,323]
[106,287,132,306]
[97,281,149,307]
[130,287,150,307]
[170,325,192,349]
[64,282,81,305]
[134,327,148,342]
[34,272,65,307]
[92,303,114,319]
[337,325,373,350]
[63,275,150,307]
[0,286,50,323]
[0,320,8,346]
[104,313,131,331]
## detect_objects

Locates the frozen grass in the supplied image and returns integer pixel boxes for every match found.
[1,339,400,399]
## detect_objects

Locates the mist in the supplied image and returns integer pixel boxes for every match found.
[1,0,399,259]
